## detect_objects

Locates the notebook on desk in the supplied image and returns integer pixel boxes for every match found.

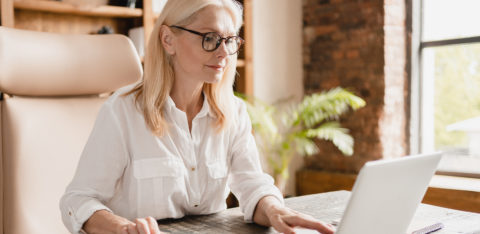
[295,152,442,234]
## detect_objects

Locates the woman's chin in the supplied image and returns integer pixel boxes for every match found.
[204,75,222,84]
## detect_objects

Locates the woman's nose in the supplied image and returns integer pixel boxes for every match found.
[215,40,229,58]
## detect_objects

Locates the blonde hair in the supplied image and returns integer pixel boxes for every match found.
[125,0,243,136]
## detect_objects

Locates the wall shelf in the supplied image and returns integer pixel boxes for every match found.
[14,0,143,18]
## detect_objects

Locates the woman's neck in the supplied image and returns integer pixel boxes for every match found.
[170,81,204,131]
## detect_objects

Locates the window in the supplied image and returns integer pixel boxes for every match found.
[413,0,480,177]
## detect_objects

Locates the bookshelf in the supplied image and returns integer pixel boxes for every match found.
[0,0,253,95]
[236,0,253,96]
[1,0,142,36]
[13,0,142,17]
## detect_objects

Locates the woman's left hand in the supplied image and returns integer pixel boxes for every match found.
[267,205,335,234]
[253,196,335,234]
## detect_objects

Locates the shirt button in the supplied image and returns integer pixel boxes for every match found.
[191,167,195,171]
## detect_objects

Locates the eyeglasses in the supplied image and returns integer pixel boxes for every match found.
[170,25,244,55]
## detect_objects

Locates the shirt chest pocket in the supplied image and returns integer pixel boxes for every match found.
[133,158,185,218]
[206,160,228,179]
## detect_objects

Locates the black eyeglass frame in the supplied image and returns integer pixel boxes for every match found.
[170,25,244,55]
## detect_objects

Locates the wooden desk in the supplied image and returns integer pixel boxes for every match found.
[157,191,480,233]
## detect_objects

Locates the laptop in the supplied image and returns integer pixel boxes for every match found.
[295,152,442,234]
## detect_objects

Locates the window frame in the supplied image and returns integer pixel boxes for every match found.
[410,0,480,178]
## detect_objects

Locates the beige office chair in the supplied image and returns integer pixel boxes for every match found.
[0,26,142,234]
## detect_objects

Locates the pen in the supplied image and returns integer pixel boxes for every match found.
[411,222,444,234]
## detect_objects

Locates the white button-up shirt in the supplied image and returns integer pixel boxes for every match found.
[60,85,283,234]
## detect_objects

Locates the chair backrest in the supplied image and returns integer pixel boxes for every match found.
[0,26,142,234]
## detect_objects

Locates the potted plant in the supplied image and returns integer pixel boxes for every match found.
[238,87,365,194]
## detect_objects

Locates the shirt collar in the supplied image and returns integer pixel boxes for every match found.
[165,93,214,118]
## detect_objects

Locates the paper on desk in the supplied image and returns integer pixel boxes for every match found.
[407,204,480,234]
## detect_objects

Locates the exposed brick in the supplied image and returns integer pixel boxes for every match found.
[346,49,359,59]
[332,51,344,60]
[302,0,408,173]
[315,25,338,35]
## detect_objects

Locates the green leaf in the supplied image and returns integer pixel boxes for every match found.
[302,121,354,156]
[293,137,319,156]
[296,87,366,128]
[234,88,364,179]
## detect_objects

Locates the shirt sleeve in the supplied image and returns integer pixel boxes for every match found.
[59,101,128,234]
[227,99,284,223]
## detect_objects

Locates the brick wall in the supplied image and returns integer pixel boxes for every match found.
[302,0,408,173]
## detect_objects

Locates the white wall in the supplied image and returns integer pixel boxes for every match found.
[252,0,303,196]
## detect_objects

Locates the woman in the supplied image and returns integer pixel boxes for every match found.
[60,0,335,233]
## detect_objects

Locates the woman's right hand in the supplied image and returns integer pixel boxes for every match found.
[119,217,163,234]
[83,209,163,234]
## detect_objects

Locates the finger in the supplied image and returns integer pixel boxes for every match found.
[312,221,335,234]
[146,216,161,234]
[135,218,150,234]
[119,225,129,234]
[283,215,335,234]
[127,223,138,234]
[270,214,295,234]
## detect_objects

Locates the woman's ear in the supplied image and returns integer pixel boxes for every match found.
[160,25,176,55]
